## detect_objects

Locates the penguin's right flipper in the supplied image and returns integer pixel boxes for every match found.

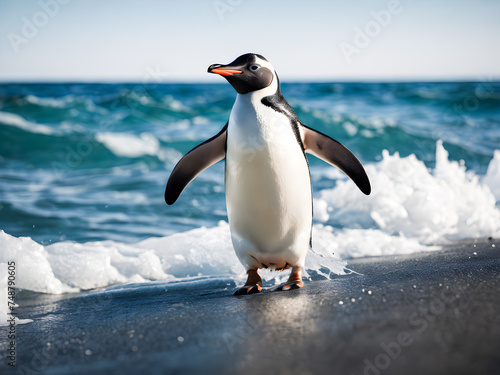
[165,124,228,205]
[301,125,371,195]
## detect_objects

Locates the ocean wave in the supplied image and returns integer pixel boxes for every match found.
[315,141,500,244]
[25,94,70,108]
[0,110,55,135]
[312,225,435,259]
[95,131,183,166]
[96,132,160,158]
[483,150,500,201]
[23,93,108,115]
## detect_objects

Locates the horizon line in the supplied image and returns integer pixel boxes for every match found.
[1,77,499,85]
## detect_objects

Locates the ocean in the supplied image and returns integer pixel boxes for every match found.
[1,81,500,326]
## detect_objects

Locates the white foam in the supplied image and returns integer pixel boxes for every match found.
[316,141,500,245]
[0,224,347,323]
[312,225,434,259]
[0,231,76,326]
[163,95,189,112]
[484,150,500,202]
[0,231,76,294]
[0,111,54,135]
[96,132,160,158]
[25,94,68,108]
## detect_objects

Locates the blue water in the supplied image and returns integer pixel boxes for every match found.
[1,82,499,247]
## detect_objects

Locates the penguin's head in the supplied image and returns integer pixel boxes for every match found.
[208,53,275,95]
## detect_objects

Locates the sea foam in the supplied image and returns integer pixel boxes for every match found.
[0,224,346,324]
[96,132,160,158]
[315,141,500,244]
[0,111,55,135]
[483,150,500,202]
[25,94,69,108]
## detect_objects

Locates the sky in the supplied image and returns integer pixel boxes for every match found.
[0,0,499,82]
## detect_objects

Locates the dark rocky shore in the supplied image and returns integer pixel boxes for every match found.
[2,238,499,375]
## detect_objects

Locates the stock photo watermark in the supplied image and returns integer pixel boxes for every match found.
[5,279,117,375]
[5,262,17,368]
[7,0,71,53]
[213,0,244,21]
[339,0,403,63]
[411,76,497,156]
[443,76,496,123]
[360,284,458,375]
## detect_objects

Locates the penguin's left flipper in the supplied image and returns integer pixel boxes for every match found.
[165,124,228,205]
[301,124,371,195]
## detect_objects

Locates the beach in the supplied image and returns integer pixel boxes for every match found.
[2,237,498,375]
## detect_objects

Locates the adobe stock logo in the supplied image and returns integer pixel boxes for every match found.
[213,0,244,21]
[6,0,71,53]
[361,285,457,375]
[339,0,403,63]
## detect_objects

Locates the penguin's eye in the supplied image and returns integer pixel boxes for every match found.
[249,64,260,71]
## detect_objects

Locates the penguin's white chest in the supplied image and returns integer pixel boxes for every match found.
[225,96,312,270]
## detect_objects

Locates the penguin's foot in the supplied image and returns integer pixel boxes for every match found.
[234,269,262,296]
[275,266,304,292]
[277,280,303,291]
[234,284,262,295]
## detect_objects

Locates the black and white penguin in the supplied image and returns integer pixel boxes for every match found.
[165,53,371,295]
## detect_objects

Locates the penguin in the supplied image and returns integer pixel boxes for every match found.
[165,53,371,295]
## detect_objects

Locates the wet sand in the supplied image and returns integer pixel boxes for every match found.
[2,238,499,375]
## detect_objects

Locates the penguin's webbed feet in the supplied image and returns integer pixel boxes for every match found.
[234,284,262,296]
[234,269,263,296]
[274,266,304,292]
[276,280,304,291]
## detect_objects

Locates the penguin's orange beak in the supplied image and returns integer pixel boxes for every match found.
[210,69,242,76]
[207,64,242,76]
